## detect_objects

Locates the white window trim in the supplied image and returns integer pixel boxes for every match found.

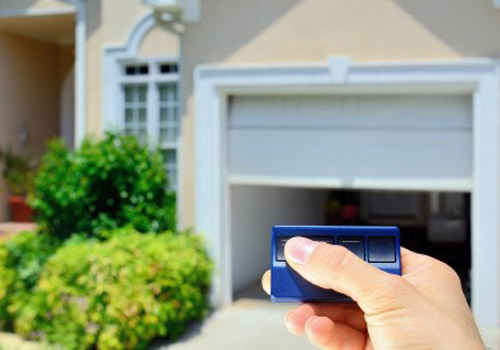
[195,57,500,328]
[117,58,180,143]
[102,11,182,198]
[118,58,180,191]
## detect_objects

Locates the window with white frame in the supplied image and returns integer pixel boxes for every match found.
[119,60,180,191]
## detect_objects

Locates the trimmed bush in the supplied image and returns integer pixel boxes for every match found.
[16,229,212,350]
[0,231,58,330]
[31,133,176,240]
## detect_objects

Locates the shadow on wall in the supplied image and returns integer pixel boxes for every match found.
[86,0,101,38]
[186,0,500,69]
[0,0,39,8]
[394,0,500,57]
[184,0,301,64]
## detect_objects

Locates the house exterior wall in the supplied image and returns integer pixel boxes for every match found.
[85,0,179,136]
[0,32,61,220]
[0,0,73,12]
[85,0,103,136]
[138,26,179,57]
[179,0,500,228]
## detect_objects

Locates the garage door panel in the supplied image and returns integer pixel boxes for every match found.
[230,128,471,180]
[229,95,472,190]
[230,95,472,130]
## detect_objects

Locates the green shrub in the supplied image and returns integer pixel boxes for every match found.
[17,229,212,350]
[31,133,176,240]
[0,231,58,330]
[0,146,36,196]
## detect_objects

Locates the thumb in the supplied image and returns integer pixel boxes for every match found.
[284,237,410,313]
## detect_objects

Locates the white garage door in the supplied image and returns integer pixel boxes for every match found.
[228,94,473,191]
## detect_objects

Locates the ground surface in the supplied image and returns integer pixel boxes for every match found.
[0,222,36,241]
[152,299,315,350]
[0,288,498,350]
[152,298,500,350]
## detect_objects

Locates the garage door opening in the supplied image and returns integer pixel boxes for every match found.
[231,186,471,303]
[196,60,500,325]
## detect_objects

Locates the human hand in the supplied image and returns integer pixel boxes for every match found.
[261,237,485,350]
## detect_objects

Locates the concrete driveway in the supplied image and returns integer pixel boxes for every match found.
[153,298,500,350]
[153,299,314,350]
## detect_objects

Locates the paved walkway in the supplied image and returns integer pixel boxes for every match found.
[152,299,314,350]
[0,222,36,241]
[153,298,500,350]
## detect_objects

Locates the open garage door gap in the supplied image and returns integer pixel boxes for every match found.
[229,176,472,192]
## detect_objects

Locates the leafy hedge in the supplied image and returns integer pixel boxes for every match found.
[0,231,58,330]
[0,133,212,350]
[31,133,176,240]
[13,229,211,350]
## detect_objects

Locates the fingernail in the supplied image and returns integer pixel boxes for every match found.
[284,309,301,336]
[305,315,319,334]
[285,237,319,265]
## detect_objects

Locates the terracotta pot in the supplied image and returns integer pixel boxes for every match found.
[7,196,33,222]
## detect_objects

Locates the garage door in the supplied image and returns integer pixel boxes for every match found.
[228,94,472,191]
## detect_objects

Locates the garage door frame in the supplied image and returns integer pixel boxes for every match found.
[194,58,500,327]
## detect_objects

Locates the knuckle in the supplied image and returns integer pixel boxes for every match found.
[427,257,461,284]
[438,262,462,286]
[323,246,352,280]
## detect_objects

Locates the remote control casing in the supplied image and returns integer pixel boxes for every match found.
[271,225,401,303]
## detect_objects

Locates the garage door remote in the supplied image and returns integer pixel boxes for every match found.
[270,225,401,303]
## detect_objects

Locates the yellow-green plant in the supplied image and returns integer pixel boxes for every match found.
[16,229,212,350]
[0,231,58,331]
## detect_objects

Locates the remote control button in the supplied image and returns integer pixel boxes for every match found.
[338,236,365,260]
[309,236,335,245]
[276,237,289,261]
[368,236,396,263]
[275,236,334,261]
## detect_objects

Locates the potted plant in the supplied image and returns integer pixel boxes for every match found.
[0,147,35,222]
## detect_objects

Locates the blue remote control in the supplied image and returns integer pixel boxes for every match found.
[270,225,401,303]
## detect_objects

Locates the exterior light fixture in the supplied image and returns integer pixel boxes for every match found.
[140,0,200,22]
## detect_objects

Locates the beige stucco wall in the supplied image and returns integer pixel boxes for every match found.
[0,31,62,220]
[179,0,500,228]
[102,0,151,45]
[138,25,179,58]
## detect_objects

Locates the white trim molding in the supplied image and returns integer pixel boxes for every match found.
[229,176,473,193]
[194,57,500,327]
[74,0,86,147]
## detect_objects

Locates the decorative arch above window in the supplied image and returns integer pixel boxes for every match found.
[103,13,180,191]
